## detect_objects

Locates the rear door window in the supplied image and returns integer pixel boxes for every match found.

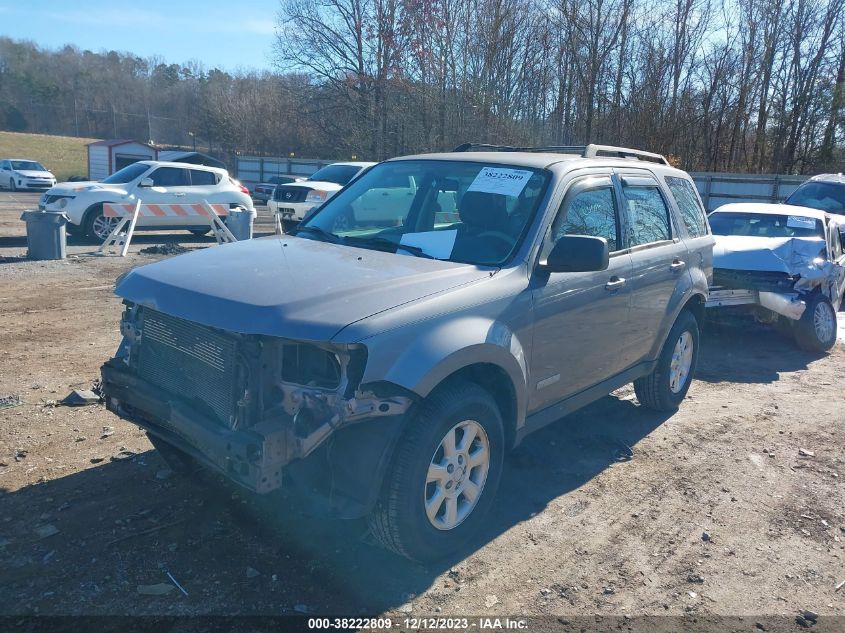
[553,177,620,252]
[621,176,672,246]
[666,176,709,238]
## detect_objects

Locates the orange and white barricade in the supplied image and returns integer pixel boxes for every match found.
[97,200,236,256]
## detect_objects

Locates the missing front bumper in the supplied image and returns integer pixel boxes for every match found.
[707,288,807,321]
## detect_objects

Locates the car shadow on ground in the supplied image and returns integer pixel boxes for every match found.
[696,319,827,384]
[1,392,669,615]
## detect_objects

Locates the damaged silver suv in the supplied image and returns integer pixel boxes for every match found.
[101,144,713,561]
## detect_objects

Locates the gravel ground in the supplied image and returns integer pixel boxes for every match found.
[1,191,844,629]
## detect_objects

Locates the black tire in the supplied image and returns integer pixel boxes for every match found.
[189,229,211,236]
[368,381,505,562]
[65,222,83,237]
[793,293,837,352]
[9,178,16,192]
[634,309,699,411]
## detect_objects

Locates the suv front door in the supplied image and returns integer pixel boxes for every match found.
[529,174,634,411]
[615,170,691,364]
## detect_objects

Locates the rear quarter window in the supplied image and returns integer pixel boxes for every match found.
[666,176,709,238]
[190,169,219,186]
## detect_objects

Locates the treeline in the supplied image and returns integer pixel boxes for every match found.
[2,0,845,174]
[276,0,845,173]
[0,37,324,158]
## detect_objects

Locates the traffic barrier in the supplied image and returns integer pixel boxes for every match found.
[97,200,237,256]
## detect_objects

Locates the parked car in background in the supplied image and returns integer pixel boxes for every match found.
[39,161,254,241]
[785,174,845,216]
[251,174,304,204]
[707,203,845,351]
[101,144,712,561]
[267,161,374,225]
[0,159,57,191]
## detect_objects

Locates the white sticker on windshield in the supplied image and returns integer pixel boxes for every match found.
[399,230,457,259]
[787,215,816,229]
[467,167,533,197]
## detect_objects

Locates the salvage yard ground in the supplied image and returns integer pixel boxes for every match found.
[1,190,844,624]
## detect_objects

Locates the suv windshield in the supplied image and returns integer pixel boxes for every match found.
[786,181,845,213]
[308,164,362,186]
[709,211,824,239]
[11,160,46,171]
[297,159,550,266]
[102,163,150,184]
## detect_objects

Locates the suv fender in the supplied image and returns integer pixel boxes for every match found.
[360,316,529,431]
[646,275,705,361]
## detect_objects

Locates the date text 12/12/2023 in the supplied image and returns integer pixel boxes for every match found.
[307,617,530,630]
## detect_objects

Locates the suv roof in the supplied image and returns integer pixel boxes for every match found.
[392,143,675,171]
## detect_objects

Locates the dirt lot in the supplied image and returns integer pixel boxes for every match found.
[1,190,844,627]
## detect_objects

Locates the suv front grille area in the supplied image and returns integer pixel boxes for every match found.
[274,186,308,202]
[136,308,240,427]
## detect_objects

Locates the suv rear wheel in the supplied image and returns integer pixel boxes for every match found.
[793,293,837,352]
[634,309,699,411]
[369,381,504,562]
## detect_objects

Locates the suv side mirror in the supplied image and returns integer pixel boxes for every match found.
[542,235,609,273]
[139,177,154,187]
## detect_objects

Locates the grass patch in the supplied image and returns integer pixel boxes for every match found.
[0,131,99,181]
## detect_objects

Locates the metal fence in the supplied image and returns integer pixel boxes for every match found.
[688,172,808,212]
[236,156,341,188]
[236,155,810,212]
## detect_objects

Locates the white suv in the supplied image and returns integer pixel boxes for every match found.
[39,161,254,240]
[267,161,374,224]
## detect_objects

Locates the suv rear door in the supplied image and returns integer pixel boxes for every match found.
[529,174,634,410]
[614,170,690,364]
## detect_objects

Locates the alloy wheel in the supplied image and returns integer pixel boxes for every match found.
[424,419,490,531]
[669,331,694,394]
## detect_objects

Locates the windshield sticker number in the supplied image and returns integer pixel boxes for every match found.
[787,215,816,229]
[467,167,533,197]
[399,230,457,259]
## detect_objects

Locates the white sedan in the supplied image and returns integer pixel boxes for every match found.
[39,161,254,240]
[0,158,57,191]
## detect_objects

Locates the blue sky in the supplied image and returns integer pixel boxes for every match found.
[0,0,279,70]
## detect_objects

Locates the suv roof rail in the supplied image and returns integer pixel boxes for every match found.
[452,142,669,165]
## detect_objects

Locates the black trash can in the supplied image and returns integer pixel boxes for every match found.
[226,207,254,241]
[20,210,68,260]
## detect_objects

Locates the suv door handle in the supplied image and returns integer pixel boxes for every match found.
[670,259,686,271]
[173,192,186,197]
[605,277,626,291]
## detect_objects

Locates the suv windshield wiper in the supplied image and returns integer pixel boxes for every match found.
[342,235,436,259]
[291,225,340,243]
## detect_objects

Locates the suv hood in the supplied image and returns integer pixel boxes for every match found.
[115,236,490,341]
[713,235,826,275]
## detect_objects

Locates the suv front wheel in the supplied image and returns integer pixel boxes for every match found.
[634,309,699,411]
[369,381,504,562]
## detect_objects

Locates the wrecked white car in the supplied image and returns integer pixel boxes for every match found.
[707,203,845,351]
